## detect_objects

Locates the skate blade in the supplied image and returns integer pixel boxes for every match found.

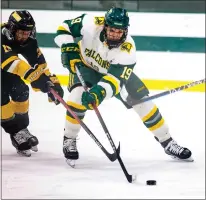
[66,159,76,168]
[17,150,31,157]
[31,146,38,152]
[170,155,194,162]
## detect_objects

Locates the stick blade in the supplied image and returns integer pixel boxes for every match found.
[127,174,137,183]
[106,142,120,162]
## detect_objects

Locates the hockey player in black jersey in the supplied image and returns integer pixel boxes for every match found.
[1,10,64,157]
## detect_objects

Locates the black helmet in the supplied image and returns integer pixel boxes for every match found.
[104,7,129,49]
[7,10,36,40]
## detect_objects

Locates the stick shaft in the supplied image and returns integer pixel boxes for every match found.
[49,88,118,161]
[76,66,133,183]
[127,78,205,105]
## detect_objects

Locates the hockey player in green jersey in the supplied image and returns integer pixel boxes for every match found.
[54,7,193,166]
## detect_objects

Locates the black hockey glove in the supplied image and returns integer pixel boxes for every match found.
[30,73,52,93]
[47,74,64,105]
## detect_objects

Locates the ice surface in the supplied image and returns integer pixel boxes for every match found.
[1,88,205,199]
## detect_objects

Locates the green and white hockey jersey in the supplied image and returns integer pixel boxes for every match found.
[54,14,136,99]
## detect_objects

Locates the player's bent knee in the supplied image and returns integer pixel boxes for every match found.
[68,86,85,105]
[11,83,29,102]
[65,86,87,128]
[11,99,29,114]
[132,96,156,118]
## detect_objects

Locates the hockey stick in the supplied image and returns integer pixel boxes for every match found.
[126,78,205,106]
[49,88,118,162]
[75,65,134,183]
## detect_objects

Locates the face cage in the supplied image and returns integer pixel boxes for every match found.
[104,25,128,49]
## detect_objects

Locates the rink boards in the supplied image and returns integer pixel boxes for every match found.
[2,10,205,92]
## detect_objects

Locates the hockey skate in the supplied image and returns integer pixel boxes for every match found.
[63,136,79,168]
[10,128,39,157]
[164,139,194,162]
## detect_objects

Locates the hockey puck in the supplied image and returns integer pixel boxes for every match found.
[146,180,156,185]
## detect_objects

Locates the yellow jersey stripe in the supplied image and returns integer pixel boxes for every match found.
[142,106,158,122]
[11,100,29,113]
[1,56,19,69]
[78,41,91,67]
[149,118,165,131]
[66,115,79,124]
[39,63,47,69]
[57,25,70,32]
[67,101,86,110]
[103,75,120,95]
[12,60,31,78]
[1,102,14,119]
[44,68,51,76]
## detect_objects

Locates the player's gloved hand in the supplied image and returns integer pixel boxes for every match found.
[81,85,106,110]
[30,73,53,93]
[47,74,64,105]
[61,43,82,74]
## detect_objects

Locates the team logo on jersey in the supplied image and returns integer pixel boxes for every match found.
[85,48,110,70]
[120,42,133,53]
[94,17,105,25]
[2,45,12,53]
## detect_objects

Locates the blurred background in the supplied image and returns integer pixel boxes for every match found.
[2,0,206,13]
[2,0,205,91]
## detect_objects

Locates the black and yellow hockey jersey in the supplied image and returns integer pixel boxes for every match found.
[1,23,48,82]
